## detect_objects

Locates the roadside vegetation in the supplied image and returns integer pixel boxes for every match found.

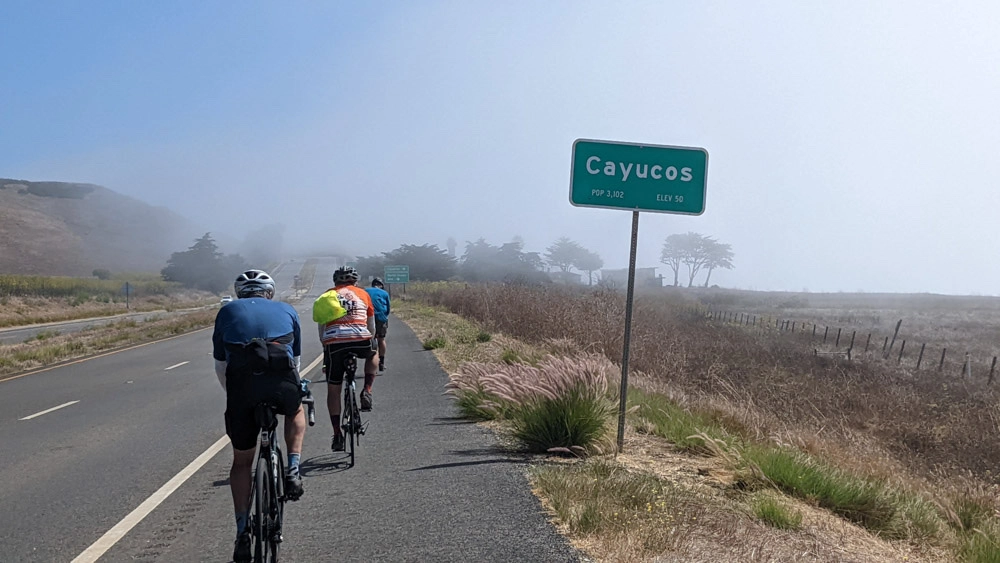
[395,283,1000,562]
[0,272,178,298]
[0,258,318,377]
[0,309,216,378]
[0,273,214,328]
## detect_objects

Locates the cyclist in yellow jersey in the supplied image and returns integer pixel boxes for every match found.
[317,266,379,452]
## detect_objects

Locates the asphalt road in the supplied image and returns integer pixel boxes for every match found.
[0,258,578,562]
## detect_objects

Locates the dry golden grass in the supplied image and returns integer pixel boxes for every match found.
[0,293,215,328]
[546,434,951,563]
[393,297,543,371]
[411,283,1000,485]
[701,289,1000,380]
[400,282,1000,562]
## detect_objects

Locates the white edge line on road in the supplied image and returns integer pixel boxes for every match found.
[164,361,189,371]
[19,400,80,420]
[70,352,322,562]
[71,434,231,563]
[302,353,323,376]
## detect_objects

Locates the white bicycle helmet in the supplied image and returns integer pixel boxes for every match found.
[234,269,276,299]
[333,266,360,284]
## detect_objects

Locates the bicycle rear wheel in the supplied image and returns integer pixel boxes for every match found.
[268,449,283,562]
[253,457,268,562]
[344,389,356,467]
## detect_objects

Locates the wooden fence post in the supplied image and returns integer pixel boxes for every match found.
[884,319,902,359]
[916,343,926,369]
[823,326,829,343]
[812,325,816,338]
[963,353,971,378]
[939,348,947,372]
[847,331,856,360]
[897,340,906,364]
[865,333,871,353]
[990,357,997,385]
[836,328,842,347]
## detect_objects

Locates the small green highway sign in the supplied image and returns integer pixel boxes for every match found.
[570,139,708,215]
[384,265,410,284]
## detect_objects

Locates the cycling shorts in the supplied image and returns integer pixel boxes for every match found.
[374,319,388,338]
[323,339,377,385]
[224,368,302,451]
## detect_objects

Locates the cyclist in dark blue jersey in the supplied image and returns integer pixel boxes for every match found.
[213,269,305,562]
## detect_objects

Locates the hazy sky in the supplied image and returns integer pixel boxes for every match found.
[3,1,1000,295]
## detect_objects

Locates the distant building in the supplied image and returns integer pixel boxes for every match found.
[549,271,583,285]
[599,267,663,288]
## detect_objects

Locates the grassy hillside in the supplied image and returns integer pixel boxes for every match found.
[0,178,203,276]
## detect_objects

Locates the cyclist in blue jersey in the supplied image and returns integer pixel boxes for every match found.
[213,269,306,563]
[368,277,391,372]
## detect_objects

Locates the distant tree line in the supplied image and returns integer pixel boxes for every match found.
[157,230,734,293]
[353,237,607,285]
[350,232,734,289]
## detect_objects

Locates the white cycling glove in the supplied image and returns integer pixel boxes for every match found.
[214,360,227,391]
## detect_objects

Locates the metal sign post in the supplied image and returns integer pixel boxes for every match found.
[569,138,709,453]
[617,211,640,452]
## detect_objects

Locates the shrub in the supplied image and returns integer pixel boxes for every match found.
[745,446,899,534]
[452,383,502,421]
[960,528,1000,563]
[500,348,521,364]
[446,355,617,451]
[423,337,446,350]
[509,384,613,452]
[629,388,735,454]
[752,495,803,530]
[476,331,492,343]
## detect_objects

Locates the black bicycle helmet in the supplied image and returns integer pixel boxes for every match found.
[371,277,384,288]
[234,269,275,299]
[333,266,360,284]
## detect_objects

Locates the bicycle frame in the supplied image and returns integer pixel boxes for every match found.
[340,352,365,466]
[319,346,369,466]
[250,406,284,562]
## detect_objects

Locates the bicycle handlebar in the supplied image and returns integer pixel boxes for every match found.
[299,378,316,426]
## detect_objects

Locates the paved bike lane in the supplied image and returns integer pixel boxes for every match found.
[100,316,579,562]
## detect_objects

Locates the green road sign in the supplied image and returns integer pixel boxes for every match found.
[384,265,410,284]
[570,139,708,215]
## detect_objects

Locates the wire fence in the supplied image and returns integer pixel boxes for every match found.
[701,309,997,385]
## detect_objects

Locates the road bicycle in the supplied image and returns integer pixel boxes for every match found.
[248,403,285,563]
[319,345,369,467]
[245,378,316,562]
